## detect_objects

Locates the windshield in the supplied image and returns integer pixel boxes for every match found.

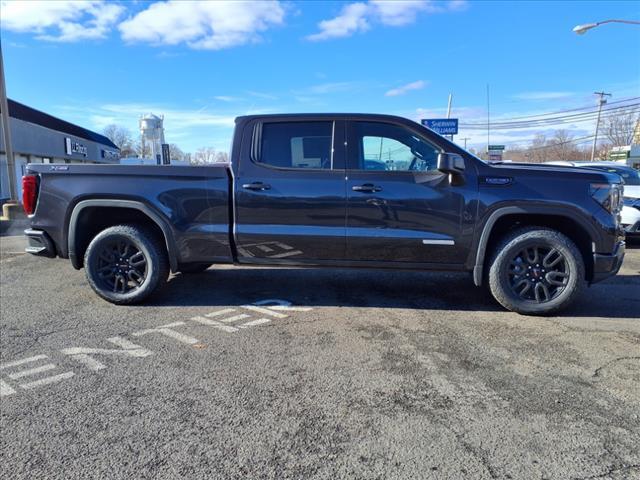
[587,166,640,185]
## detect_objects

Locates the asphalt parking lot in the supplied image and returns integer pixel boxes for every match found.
[1,235,639,480]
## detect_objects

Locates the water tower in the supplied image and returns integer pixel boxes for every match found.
[139,113,165,164]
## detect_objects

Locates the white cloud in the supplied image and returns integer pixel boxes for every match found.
[306,82,360,94]
[306,3,370,41]
[513,91,574,101]
[0,0,124,42]
[119,0,285,50]
[99,103,236,128]
[214,96,241,102]
[307,0,466,41]
[385,80,427,96]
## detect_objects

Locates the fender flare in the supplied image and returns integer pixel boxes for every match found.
[472,205,599,286]
[68,199,179,272]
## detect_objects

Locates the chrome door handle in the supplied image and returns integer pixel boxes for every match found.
[352,183,382,193]
[242,182,271,191]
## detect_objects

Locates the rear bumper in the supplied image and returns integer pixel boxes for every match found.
[592,240,625,284]
[24,229,56,258]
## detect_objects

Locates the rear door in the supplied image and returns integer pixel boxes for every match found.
[234,118,347,263]
[345,120,476,265]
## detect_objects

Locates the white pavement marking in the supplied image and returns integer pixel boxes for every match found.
[191,316,239,333]
[0,379,16,396]
[8,363,56,379]
[239,318,271,328]
[132,322,200,345]
[236,247,254,257]
[205,308,236,318]
[0,354,48,370]
[219,314,250,323]
[274,242,294,250]
[268,250,303,258]
[242,305,288,318]
[20,372,75,390]
[253,299,313,312]
[61,336,153,371]
[256,245,274,252]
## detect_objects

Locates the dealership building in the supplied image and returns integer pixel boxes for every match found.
[1,99,119,202]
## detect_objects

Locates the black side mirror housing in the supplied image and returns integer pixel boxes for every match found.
[437,153,465,174]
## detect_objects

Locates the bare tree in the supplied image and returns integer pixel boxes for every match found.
[214,151,229,163]
[134,138,150,158]
[168,144,186,162]
[547,130,574,161]
[604,111,639,147]
[528,134,548,163]
[191,147,218,165]
[102,124,136,158]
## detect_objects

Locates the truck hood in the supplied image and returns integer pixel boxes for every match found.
[485,162,621,184]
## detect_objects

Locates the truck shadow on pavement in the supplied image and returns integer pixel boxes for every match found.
[147,266,640,319]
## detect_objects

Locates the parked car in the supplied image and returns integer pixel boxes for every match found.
[22,114,625,315]
[547,161,640,236]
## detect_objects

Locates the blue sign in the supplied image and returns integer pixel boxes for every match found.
[421,118,458,135]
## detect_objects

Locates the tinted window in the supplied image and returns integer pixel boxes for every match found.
[260,122,333,169]
[354,122,440,172]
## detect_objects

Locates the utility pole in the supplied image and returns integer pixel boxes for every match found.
[461,137,471,149]
[0,42,17,201]
[486,84,490,155]
[446,93,453,141]
[591,91,611,161]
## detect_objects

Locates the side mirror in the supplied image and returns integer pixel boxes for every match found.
[437,152,465,174]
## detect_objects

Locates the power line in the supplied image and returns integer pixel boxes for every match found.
[461,108,640,131]
[460,102,639,129]
[526,134,596,151]
[461,96,639,124]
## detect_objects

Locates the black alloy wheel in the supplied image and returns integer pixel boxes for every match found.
[488,227,585,315]
[84,224,169,305]
[507,245,569,303]
[95,238,148,294]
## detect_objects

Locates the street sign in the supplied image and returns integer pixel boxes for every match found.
[488,153,503,162]
[421,118,458,135]
[609,151,629,160]
[488,145,505,151]
[161,143,171,165]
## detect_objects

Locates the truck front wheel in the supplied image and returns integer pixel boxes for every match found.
[84,224,169,305]
[488,227,585,315]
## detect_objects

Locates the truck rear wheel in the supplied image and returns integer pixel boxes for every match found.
[84,224,169,305]
[488,227,585,315]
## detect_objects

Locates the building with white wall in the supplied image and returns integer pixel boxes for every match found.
[0,99,119,202]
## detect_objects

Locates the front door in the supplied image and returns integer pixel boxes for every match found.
[345,120,476,265]
[234,118,346,263]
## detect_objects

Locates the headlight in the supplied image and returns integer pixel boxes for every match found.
[590,183,623,213]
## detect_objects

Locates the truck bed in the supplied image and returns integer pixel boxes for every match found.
[25,163,233,270]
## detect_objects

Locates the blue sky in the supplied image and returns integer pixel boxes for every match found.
[2,0,639,153]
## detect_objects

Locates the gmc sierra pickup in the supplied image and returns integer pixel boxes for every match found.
[23,113,625,315]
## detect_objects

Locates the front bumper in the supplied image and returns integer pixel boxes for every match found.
[24,229,57,258]
[621,219,640,236]
[592,240,625,284]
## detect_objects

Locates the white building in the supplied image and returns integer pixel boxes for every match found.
[0,99,119,202]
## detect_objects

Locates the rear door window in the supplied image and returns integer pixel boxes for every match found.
[258,122,334,170]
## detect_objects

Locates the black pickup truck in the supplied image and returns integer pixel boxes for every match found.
[23,113,625,314]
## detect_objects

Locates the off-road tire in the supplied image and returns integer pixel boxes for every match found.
[84,224,169,305]
[488,227,585,315]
